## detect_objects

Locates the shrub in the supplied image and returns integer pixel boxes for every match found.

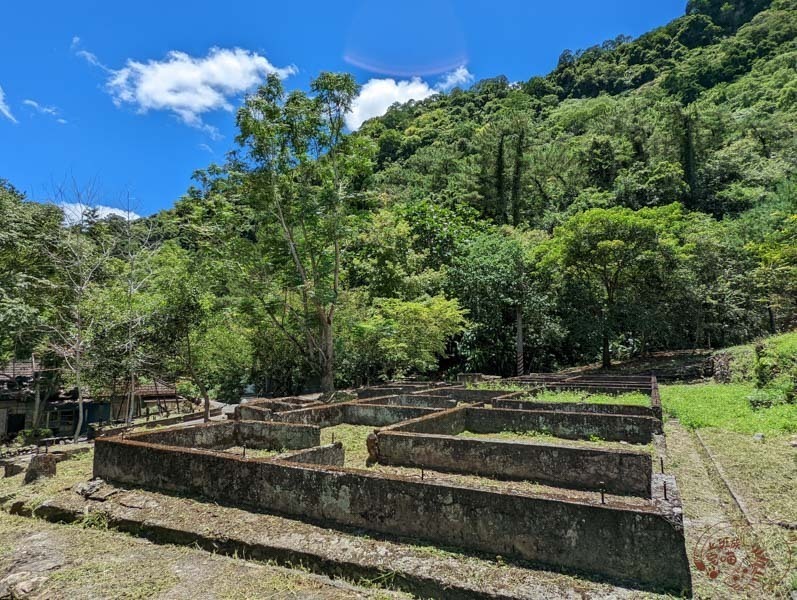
[14,427,54,445]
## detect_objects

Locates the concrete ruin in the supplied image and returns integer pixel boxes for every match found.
[92,374,692,594]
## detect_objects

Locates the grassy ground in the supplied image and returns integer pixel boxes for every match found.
[664,420,796,599]
[0,510,400,599]
[319,424,650,507]
[225,446,282,459]
[697,429,796,525]
[661,381,796,597]
[0,451,95,513]
[661,382,797,433]
[522,389,652,406]
[457,429,655,453]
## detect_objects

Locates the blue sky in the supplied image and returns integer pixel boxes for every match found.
[1,0,686,217]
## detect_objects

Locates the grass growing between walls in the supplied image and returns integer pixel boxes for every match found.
[661,383,797,434]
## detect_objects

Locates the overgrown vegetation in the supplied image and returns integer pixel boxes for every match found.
[525,390,651,406]
[661,382,797,433]
[2,0,796,440]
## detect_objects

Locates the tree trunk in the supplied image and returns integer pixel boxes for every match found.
[511,131,525,226]
[126,370,136,424]
[186,336,211,422]
[601,303,611,370]
[319,314,335,393]
[681,109,698,209]
[767,304,776,334]
[515,305,524,376]
[74,368,84,443]
[31,354,42,429]
[494,133,506,223]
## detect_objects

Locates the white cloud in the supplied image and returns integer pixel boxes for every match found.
[198,143,213,153]
[436,66,474,91]
[106,47,296,133]
[346,77,436,131]
[23,99,67,124]
[59,202,141,224]
[71,36,81,49]
[0,85,17,124]
[76,49,109,71]
[345,65,474,131]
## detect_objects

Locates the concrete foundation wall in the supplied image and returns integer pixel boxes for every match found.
[277,404,346,427]
[342,404,439,426]
[442,388,512,402]
[375,432,652,496]
[276,442,344,466]
[93,438,690,593]
[128,421,319,451]
[361,395,457,410]
[465,407,657,444]
[133,422,237,448]
[387,406,467,435]
[236,404,273,421]
[235,421,320,450]
[494,399,656,417]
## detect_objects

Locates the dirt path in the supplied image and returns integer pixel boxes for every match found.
[0,511,402,600]
[665,420,795,599]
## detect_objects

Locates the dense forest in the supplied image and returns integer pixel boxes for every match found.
[2,0,795,426]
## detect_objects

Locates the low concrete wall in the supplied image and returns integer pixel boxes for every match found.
[356,387,407,399]
[443,388,513,402]
[342,404,439,427]
[361,395,457,410]
[386,405,467,435]
[375,431,652,496]
[127,421,320,451]
[465,407,657,444]
[235,404,273,421]
[277,442,344,466]
[277,404,346,427]
[273,402,442,429]
[236,421,320,450]
[494,398,656,417]
[91,408,223,438]
[132,422,237,448]
[94,437,691,593]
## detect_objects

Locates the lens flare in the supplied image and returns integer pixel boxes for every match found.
[344,0,467,76]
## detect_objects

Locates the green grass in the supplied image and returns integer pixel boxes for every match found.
[466,381,526,392]
[661,382,797,434]
[457,429,654,452]
[523,390,651,407]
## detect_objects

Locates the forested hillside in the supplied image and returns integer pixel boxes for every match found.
[2,0,795,409]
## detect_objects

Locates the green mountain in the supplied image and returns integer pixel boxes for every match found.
[3,0,795,400]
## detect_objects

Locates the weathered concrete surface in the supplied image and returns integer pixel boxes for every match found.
[360,395,457,410]
[24,454,57,484]
[235,404,273,421]
[93,436,691,593]
[442,388,514,402]
[386,405,468,434]
[494,399,655,417]
[273,402,442,429]
[276,404,346,427]
[465,407,658,444]
[343,404,439,427]
[127,421,320,451]
[374,432,652,497]
[29,482,672,599]
[277,443,345,467]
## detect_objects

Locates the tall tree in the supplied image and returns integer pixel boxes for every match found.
[236,72,362,392]
[547,207,673,369]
